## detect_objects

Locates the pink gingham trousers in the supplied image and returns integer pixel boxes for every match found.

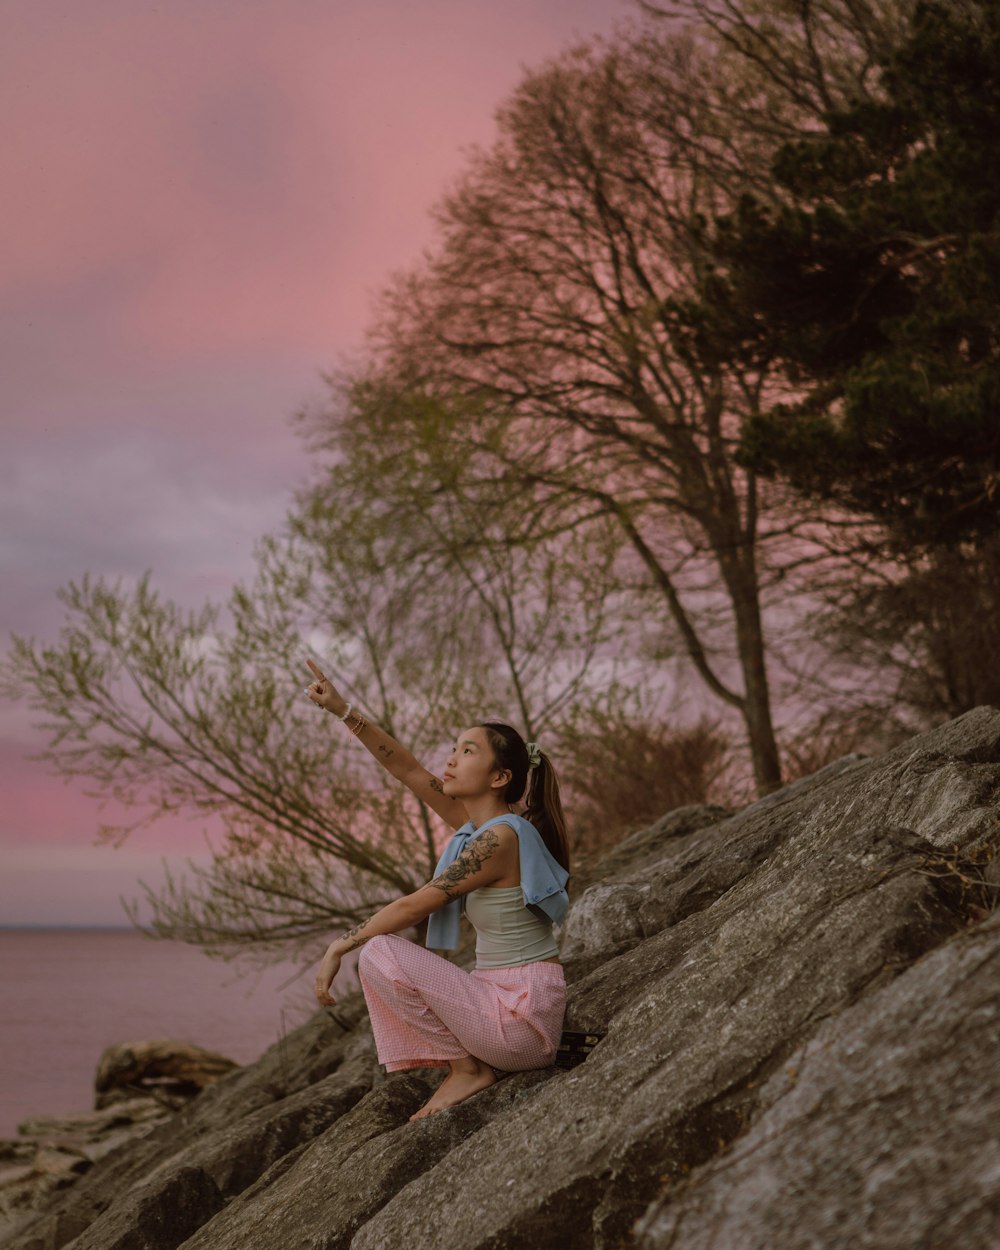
[357,933,566,1072]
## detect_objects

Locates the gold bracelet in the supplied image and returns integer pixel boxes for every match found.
[351,715,367,737]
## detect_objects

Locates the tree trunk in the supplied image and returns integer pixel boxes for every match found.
[711,477,783,795]
[731,578,782,794]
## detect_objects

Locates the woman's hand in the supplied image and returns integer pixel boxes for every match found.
[305,659,348,717]
[314,944,342,1007]
[302,660,469,829]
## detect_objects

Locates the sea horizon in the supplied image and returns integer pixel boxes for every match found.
[0,923,135,931]
[0,928,315,1137]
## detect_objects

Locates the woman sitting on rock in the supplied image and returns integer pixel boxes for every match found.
[304,660,570,1121]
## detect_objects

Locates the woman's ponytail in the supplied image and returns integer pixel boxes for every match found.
[480,722,570,873]
[523,752,570,874]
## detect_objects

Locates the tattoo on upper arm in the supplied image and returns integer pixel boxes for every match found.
[429,829,502,899]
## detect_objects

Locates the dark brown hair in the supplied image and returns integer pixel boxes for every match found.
[479,722,570,872]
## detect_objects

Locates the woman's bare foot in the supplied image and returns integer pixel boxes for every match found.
[410,1056,497,1121]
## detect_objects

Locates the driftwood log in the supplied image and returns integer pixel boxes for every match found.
[94,1041,239,1109]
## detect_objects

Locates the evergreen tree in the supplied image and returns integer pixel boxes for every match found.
[699,0,1000,547]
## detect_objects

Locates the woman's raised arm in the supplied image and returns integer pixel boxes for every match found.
[304,660,468,830]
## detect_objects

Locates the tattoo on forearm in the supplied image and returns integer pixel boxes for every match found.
[430,829,502,899]
[428,776,459,801]
[378,744,394,759]
[340,918,373,952]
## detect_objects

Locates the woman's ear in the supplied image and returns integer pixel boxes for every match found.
[491,769,512,792]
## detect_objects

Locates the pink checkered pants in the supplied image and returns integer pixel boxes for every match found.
[357,933,566,1072]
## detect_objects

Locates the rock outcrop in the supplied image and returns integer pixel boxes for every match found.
[0,1041,242,1235]
[4,707,1000,1250]
[0,1103,161,1244]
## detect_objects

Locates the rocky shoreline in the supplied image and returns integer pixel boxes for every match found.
[0,1042,239,1242]
[1,1099,172,1238]
[4,707,1000,1249]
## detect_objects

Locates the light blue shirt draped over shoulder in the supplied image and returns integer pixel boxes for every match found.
[425,812,570,951]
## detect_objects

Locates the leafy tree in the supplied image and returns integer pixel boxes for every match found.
[809,537,1000,726]
[320,34,841,795]
[3,465,636,963]
[661,0,1000,730]
[695,0,1000,547]
[10,2,955,967]
[329,3,967,792]
[642,0,914,121]
[293,411,635,744]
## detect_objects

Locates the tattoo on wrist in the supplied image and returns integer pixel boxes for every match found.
[430,829,502,899]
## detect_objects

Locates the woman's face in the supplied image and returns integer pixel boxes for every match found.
[442,726,508,800]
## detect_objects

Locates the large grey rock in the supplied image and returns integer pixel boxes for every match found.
[55,1039,378,1250]
[0,1100,176,1242]
[351,822,981,1250]
[6,707,1000,1250]
[633,908,1000,1249]
[71,1167,225,1250]
[4,997,373,1250]
[178,1069,554,1250]
[13,1101,171,1143]
[569,803,732,891]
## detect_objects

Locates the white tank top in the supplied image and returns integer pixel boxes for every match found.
[464,885,560,969]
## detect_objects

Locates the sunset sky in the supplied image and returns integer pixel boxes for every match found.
[1,0,631,925]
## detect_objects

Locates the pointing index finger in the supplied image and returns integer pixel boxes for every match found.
[306,659,327,682]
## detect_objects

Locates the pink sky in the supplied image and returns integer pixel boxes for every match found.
[1,0,631,925]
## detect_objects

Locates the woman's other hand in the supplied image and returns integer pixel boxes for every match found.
[314,944,342,1006]
[305,659,348,717]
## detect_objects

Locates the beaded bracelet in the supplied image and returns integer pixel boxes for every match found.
[338,702,353,722]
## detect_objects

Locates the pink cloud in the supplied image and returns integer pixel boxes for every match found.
[3,1,628,367]
[1,0,630,923]
[0,737,213,855]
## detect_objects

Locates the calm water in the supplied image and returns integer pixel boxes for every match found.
[0,928,319,1138]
